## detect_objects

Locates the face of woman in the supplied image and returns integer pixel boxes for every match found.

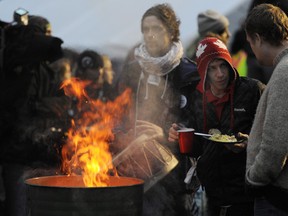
[142,15,173,57]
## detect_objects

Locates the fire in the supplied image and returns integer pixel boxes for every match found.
[60,78,131,187]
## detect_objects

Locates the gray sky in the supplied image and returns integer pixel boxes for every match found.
[0,0,249,58]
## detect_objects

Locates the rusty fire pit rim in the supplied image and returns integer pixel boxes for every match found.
[25,175,144,189]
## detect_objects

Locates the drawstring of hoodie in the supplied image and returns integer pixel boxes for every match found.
[144,74,169,100]
[161,75,168,99]
[144,78,149,100]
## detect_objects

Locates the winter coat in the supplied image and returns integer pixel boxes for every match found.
[182,71,264,206]
[246,48,288,211]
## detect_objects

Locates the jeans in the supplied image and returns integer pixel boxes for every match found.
[254,196,288,216]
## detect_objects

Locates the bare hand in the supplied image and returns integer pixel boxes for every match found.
[224,132,248,153]
[238,132,249,139]
[168,123,180,142]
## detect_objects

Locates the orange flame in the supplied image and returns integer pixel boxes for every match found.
[60,78,131,187]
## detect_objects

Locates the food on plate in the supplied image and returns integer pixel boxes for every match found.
[209,133,237,142]
[208,129,237,143]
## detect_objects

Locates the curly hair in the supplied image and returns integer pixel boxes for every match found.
[141,3,180,42]
[245,3,288,46]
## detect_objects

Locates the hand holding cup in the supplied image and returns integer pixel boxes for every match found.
[177,128,195,154]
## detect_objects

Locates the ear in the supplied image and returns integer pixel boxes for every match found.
[254,33,262,46]
[246,32,260,46]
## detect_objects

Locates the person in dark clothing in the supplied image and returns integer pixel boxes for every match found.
[186,9,230,61]
[116,3,200,216]
[76,50,115,102]
[169,37,265,216]
[0,16,68,216]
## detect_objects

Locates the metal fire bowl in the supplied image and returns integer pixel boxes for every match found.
[25,175,144,216]
[25,175,144,188]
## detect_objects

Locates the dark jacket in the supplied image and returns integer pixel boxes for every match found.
[0,24,66,165]
[1,62,70,165]
[182,73,264,206]
[136,57,200,138]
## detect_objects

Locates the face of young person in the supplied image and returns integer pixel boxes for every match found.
[207,58,230,97]
[142,15,173,57]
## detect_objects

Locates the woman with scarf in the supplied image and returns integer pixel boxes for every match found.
[168,37,265,216]
[117,3,199,216]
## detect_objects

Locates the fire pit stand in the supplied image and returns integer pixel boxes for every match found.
[25,175,144,216]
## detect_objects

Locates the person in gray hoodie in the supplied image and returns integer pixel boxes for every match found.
[245,3,288,215]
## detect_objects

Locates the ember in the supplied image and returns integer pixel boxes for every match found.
[60,78,131,187]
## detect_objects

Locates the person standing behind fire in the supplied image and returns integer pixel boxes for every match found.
[168,37,265,216]
[102,54,119,100]
[245,4,288,215]
[186,9,230,61]
[102,54,114,87]
[76,50,115,102]
[118,3,200,216]
[50,57,73,82]
[134,3,199,132]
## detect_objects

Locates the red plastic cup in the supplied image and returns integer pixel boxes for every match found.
[178,128,195,154]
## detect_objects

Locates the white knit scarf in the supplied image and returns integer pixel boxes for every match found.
[134,41,184,76]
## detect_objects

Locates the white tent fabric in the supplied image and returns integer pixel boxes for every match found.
[0,0,250,58]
